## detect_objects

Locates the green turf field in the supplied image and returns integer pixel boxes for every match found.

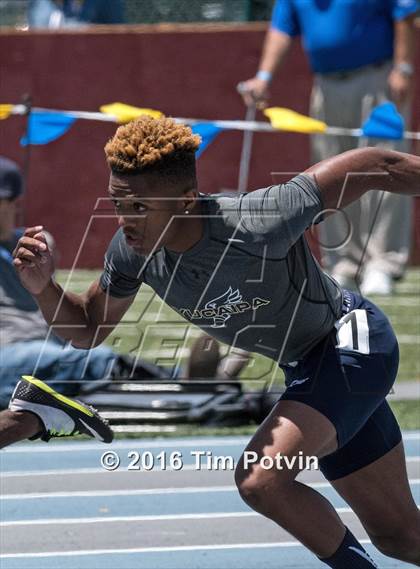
[57,267,420,385]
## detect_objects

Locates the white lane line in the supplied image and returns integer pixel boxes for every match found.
[2,437,252,454]
[0,511,258,527]
[4,431,420,454]
[2,456,419,478]
[0,539,373,559]
[0,485,237,500]
[2,455,419,479]
[403,432,420,440]
[1,506,419,527]
[0,463,223,478]
[1,467,107,478]
[2,479,419,501]
[1,456,420,478]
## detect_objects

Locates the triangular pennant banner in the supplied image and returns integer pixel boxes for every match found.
[362,102,404,140]
[21,112,76,145]
[0,104,13,120]
[191,123,223,157]
[264,107,327,134]
[100,102,163,123]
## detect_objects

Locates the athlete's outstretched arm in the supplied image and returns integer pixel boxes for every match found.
[33,277,135,349]
[305,147,420,210]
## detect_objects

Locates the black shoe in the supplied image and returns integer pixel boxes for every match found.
[9,375,113,443]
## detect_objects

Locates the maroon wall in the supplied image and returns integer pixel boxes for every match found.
[0,24,419,267]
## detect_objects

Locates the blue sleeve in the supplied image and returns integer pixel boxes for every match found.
[389,0,418,20]
[270,0,300,36]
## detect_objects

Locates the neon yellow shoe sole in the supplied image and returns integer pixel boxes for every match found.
[9,375,113,443]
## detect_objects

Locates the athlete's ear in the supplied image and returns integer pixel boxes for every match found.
[182,188,198,213]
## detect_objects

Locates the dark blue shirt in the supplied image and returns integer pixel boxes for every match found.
[0,229,50,347]
[271,0,418,73]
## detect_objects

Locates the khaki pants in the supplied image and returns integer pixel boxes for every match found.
[311,61,412,280]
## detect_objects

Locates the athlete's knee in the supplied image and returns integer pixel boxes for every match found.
[370,525,420,564]
[234,455,293,511]
[235,467,272,510]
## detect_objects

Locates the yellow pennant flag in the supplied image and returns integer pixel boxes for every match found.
[0,104,13,120]
[100,102,163,124]
[264,107,327,134]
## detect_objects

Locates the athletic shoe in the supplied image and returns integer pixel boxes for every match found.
[9,375,113,443]
[360,269,393,296]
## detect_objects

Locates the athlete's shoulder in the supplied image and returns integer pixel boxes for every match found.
[199,175,322,223]
[197,191,242,224]
[200,191,240,207]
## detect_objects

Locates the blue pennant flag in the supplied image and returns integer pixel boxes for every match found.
[362,102,404,140]
[191,123,223,157]
[21,112,76,146]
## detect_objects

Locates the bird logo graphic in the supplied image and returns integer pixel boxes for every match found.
[204,287,243,328]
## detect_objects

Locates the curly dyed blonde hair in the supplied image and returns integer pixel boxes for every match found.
[105,116,200,183]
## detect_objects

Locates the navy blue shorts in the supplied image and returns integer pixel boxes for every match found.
[280,290,402,481]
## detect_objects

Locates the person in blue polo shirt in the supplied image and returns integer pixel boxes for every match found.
[240,0,417,295]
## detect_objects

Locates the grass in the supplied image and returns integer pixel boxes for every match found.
[390,400,420,431]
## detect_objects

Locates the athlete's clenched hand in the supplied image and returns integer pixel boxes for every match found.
[13,226,55,295]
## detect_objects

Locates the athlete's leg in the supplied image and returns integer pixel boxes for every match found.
[235,398,346,557]
[0,410,41,448]
[236,293,402,565]
[326,418,420,565]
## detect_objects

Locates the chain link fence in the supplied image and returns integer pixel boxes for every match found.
[125,0,274,24]
[0,0,28,27]
[0,0,275,28]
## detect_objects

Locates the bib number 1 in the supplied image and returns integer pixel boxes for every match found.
[335,309,370,355]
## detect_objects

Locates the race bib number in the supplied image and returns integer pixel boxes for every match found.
[335,309,370,355]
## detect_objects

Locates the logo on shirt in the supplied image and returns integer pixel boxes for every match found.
[179,286,270,328]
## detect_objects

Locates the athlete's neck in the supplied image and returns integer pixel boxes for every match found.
[166,200,204,253]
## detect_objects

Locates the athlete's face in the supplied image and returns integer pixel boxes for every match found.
[108,171,201,255]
